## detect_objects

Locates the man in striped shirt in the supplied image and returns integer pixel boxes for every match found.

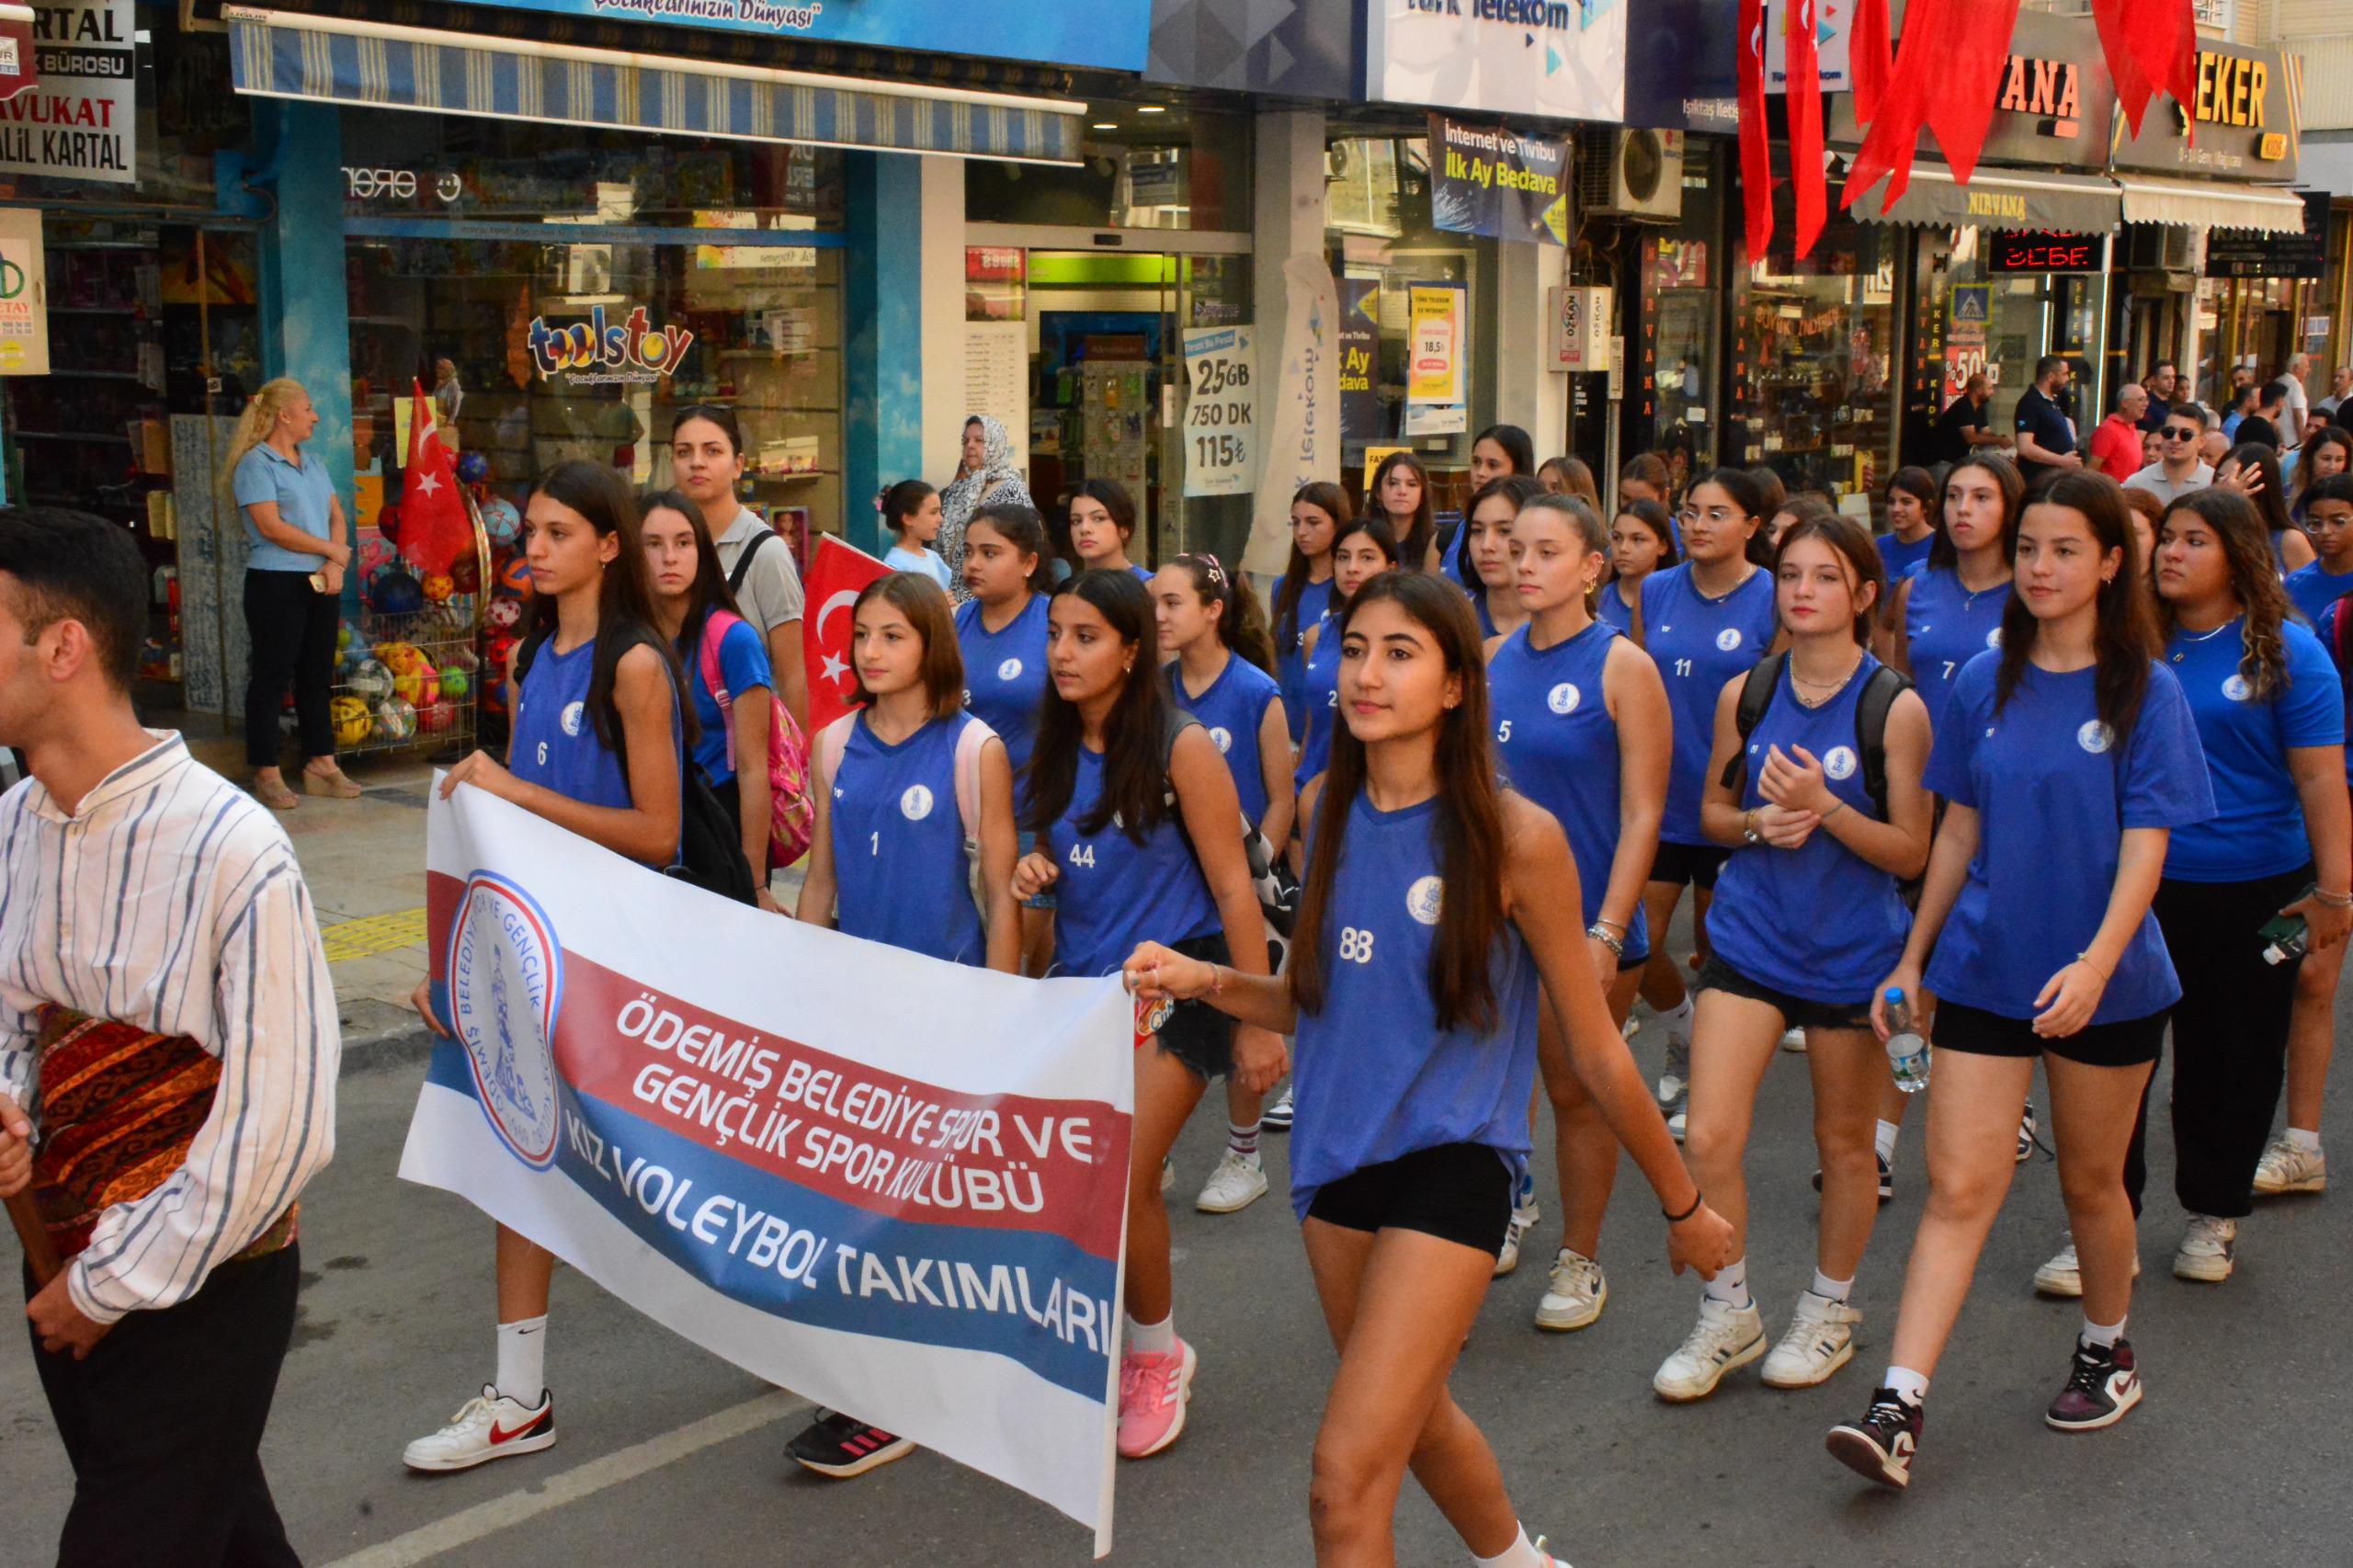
[0,508,339,1567]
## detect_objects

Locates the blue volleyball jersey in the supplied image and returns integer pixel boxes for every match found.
[1487,620,1651,963]
[1295,624,1343,790]
[1166,653,1283,832]
[1707,656,1912,1003]
[1596,578,1639,633]
[1923,655,2214,1024]
[2162,617,2344,881]
[1277,576,1335,745]
[1043,736,1221,978]
[1876,529,1934,585]
[1641,562,1779,844]
[828,711,985,965]
[2285,562,2353,631]
[511,633,679,864]
[1903,564,2011,733]
[1287,793,1541,1218]
[956,595,1049,779]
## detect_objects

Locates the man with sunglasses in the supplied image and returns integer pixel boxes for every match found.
[2124,413,2216,505]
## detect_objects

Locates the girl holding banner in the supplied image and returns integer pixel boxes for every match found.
[1123,573,1731,1568]
[405,460,688,1473]
[1012,570,1284,1462]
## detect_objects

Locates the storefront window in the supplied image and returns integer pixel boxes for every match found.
[1732,219,1897,504]
[1634,144,1726,483]
[966,96,1250,232]
[1906,228,2102,469]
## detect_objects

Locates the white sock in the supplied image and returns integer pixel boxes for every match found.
[2080,1314,2126,1350]
[1125,1312,1176,1356]
[495,1315,547,1403]
[1227,1120,1260,1158]
[1874,1119,1901,1165]
[2288,1126,2323,1153]
[1662,996,1694,1038]
[1473,1524,1545,1568]
[1811,1269,1853,1303]
[1884,1365,1929,1404]
[1703,1256,1750,1309]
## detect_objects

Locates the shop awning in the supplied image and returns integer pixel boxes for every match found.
[222,6,1085,164]
[1842,164,2123,234]
[2115,176,2308,234]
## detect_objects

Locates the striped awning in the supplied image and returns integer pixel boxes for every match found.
[222,6,1084,163]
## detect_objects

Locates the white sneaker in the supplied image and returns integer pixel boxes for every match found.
[1534,1247,1608,1332]
[2173,1215,2237,1282]
[1195,1149,1267,1213]
[1658,1033,1690,1110]
[2034,1233,2143,1298]
[1780,1026,1808,1052]
[1160,1154,1174,1194]
[403,1384,556,1471]
[1494,1203,1540,1278]
[1760,1291,1860,1388]
[2253,1136,2326,1195]
[1261,1085,1296,1132]
[1652,1298,1766,1402]
[1667,1108,1688,1143]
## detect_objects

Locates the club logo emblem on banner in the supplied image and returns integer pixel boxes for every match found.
[448,872,565,1169]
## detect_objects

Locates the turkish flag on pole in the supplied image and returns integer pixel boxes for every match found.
[1786,0,1827,257]
[1843,0,2020,212]
[401,381,473,576]
[2094,0,2199,141]
[801,534,892,733]
[1850,0,1892,125]
[1737,0,1773,259]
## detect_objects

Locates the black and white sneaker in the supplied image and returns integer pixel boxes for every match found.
[1812,1153,1893,1202]
[786,1410,916,1478]
[1826,1387,1924,1490]
[1261,1085,1295,1131]
[2044,1339,2142,1432]
[2018,1103,2045,1164]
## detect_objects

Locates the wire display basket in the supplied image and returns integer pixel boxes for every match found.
[326,508,494,761]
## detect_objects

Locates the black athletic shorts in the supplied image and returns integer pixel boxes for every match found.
[1932,998,2167,1070]
[1305,1142,1516,1256]
[1695,955,1876,1032]
[1651,839,1732,892]
[1136,931,1234,1083]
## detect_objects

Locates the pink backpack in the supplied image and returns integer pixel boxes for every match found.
[697,609,815,866]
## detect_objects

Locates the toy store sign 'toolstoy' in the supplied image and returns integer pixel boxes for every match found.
[527,304,696,385]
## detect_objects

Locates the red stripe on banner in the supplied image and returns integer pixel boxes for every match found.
[426,868,465,984]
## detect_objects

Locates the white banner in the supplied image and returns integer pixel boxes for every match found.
[1245,255,1339,574]
[1367,0,1626,123]
[0,0,135,183]
[403,781,1132,1554]
[1180,324,1253,498]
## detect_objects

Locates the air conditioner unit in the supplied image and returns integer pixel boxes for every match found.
[1581,129,1683,222]
[2123,224,2198,273]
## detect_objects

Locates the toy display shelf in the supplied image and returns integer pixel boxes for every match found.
[332,604,483,759]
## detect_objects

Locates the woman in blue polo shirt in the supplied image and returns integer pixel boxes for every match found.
[2142,487,2349,1284]
[222,377,359,809]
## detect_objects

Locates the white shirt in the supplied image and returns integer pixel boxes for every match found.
[713,506,806,640]
[2123,461,2214,506]
[0,733,338,1323]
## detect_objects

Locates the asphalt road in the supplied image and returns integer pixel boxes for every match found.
[4,991,2349,1567]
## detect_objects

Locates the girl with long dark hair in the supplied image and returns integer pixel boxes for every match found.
[1368,449,1437,571]
[1827,472,2214,1490]
[1013,570,1282,1460]
[1296,516,1401,797]
[1462,476,1545,640]
[1070,479,1150,578]
[668,403,810,729]
[1654,515,1931,1402]
[1893,455,2022,730]
[2217,441,2317,574]
[404,460,688,1473]
[955,501,1056,976]
[1878,466,1940,586]
[1485,494,1673,1319]
[1600,498,1679,634]
[1447,424,1536,582]
[1273,482,1347,745]
[2290,426,2353,524]
[1123,573,1731,1567]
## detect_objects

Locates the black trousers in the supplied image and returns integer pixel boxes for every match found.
[28,1246,303,1568]
[2148,866,2312,1221]
[243,569,338,769]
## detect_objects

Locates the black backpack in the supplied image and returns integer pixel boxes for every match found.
[1716,653,1912,821]
[1158,706,1298,959]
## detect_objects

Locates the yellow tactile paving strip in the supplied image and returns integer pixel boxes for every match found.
[319,907,429,963]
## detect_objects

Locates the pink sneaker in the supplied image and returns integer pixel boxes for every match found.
[1115,1339,1196,1459]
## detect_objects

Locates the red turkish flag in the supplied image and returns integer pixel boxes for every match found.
[2093,0,2198,141]
[1786,0,1827,256]
[1850,0,1891,124]
[1737,0,1773,258]
[400,380,472,576]
[1843,0,2020,214]
[801,534,891,733]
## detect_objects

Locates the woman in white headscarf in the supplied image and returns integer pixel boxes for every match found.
[938,414,1033,599]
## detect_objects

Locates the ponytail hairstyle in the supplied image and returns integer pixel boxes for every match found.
[1771,509,1884,646]
[1022,569,1178,844]
[1612,497,1680,569]
[1929,452,2024,571]
[1368,449,1436,569]
[881,479,938,543]
[1290,573,1507,1033]
[219,378,311,497]
[1522,492,1610,609]
[1691,466,1775,566]
[1539,455,1601,511]
[1619,451,1673,503]
[1167,552,1279,674]
[849,571,966,719]
[1995,472,2155,746]
[965,500,1054,595]
[1275,481,1350,653]
[2155,488,2294,703]
[525,460,696,768]
[1745,464,1789,520]
[637,484,745,653]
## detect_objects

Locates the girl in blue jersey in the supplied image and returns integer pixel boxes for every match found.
[2283,472,2353,626]
[642,488,779,909]
[2218,442,2316,576]
[1654,515,1933,1403]
[1444,424,1536,584]
[1012,569,1282,1461]
[1890,454,2019,730]
[1295,515,1401,800]
[1875,466,1938,590]
[1272,482,1345,745]
[956,502,1055,973]
[1486,493,1673,1326]
[1154,552,1292,1213]
[1123,572,1733,1568]
[2289,426,2352,524]
[1462,475,1543,641]
[783,572,1023,1482]
[1368,449,1437,574]
[1829,472,2215,1492]
[2140,488,2349,1286]
[1600,498,1677,634]
[1069,479,1153,580]
[406,460,688,1475]
[1631,468,1780,1134]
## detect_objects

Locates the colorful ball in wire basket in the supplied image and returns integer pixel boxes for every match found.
[417,699,457,734]
[372,697,416,743]
[331,696,372,749]
[347,658,395,703]
[479,495,521,547]
[494,554,533,598]
[422,574,455,603]
[438,667,471,703]
[457,450,491,486]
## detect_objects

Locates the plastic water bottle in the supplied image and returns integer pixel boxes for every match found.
[1884,988,1930,1094]
[2263,917,2309,966]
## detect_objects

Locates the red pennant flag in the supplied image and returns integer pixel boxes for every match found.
[1737,0,1773,258]
[2093,0,2198,141]
[400,380,472,577]
[1850,0,1891,124]
[801,534,892,734]
[1842,0,2020,213]
[1787,0,1827,256]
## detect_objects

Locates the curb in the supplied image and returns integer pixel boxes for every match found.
[340,1019,435,1077]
